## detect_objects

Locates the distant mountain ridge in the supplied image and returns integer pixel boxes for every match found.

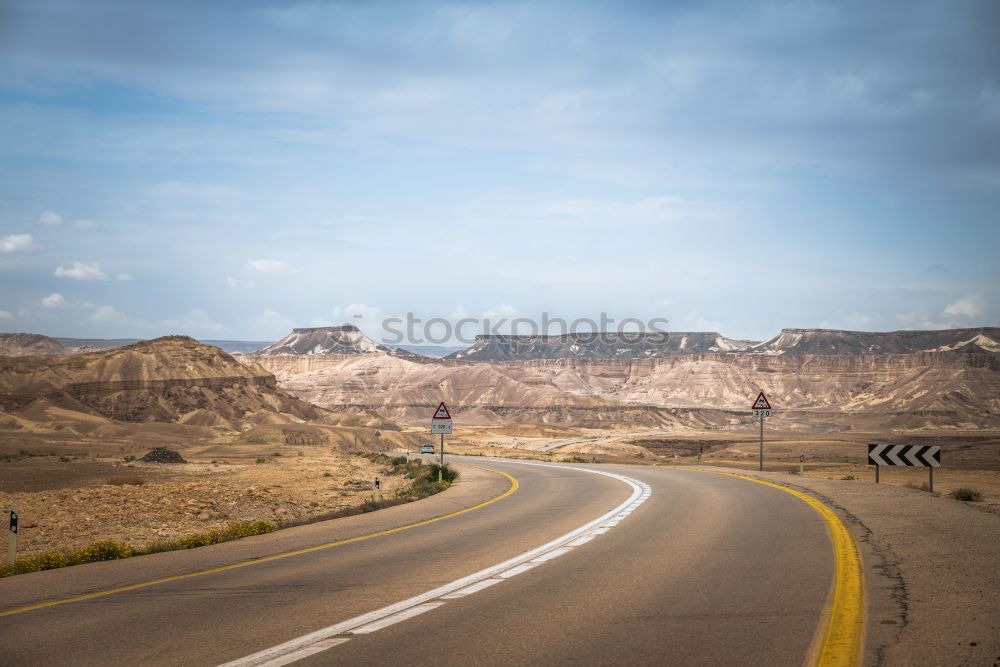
[446,327,1000,360]
[448,332,755,361]
[750,327,1000,355]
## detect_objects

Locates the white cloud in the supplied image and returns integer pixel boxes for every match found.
[250,308,294,335]
[0,234,36,254]
[226,276,238,288]
[245,259,293,275]
[894,313,956,330]
[87,305,134,326]
[943,296,981,318]
[116,273,133,281]
[819,313,875,330]
[74,219,97,229]
[482,304,520,320]
[39,210,63,226]
[682,310,722,332]
[0,310,12,321]
[54,262,108,281]
[309,317,337,327]
[161,309,224,333]
[336,303,381,323]
[39,293,70,308]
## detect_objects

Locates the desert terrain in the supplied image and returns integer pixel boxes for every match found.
[244,325,1000,510]
[0,334,430,559]
[2,325,998,562]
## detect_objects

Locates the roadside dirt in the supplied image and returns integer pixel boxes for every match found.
[0,447,409,557]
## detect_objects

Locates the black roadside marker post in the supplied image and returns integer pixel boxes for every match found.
[868,444,941,491]
[7,506,18,564]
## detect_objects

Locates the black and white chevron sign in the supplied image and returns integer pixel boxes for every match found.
[868,444,941,467]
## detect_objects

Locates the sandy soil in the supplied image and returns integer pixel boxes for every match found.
[1,445,410,557]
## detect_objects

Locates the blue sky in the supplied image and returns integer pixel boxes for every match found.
[1,0,998,343]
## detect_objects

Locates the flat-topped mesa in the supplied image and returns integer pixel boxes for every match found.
[291,325,360,333]
[750,327,1000,355]
[256,324,391,356]
[448,331,756,361]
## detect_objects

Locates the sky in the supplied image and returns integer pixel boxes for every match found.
[1,0,998,344]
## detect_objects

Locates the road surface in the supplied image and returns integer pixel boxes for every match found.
[0,458,850,665]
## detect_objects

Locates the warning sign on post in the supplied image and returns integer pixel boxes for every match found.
[751,392,771,417]
[431,402,452,434]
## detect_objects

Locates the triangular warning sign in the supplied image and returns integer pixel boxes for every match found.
[751,392,771,410]
[432,402,452,419]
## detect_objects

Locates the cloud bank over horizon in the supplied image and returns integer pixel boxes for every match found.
[0,0,997,342]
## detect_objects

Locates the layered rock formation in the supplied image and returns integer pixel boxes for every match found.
[749,327,1000,355]
[254,327,1000,430]
[0,333,68,356]
[448,331,755,361]
[0,336,324,425]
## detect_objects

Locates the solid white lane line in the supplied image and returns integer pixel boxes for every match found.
[262,638,351,667]
[219,463,651,667]
[440,578,503,599]
[352,603,445,634]
[497,563,538,578]
[567,535,596,547]
[531,546,573,563]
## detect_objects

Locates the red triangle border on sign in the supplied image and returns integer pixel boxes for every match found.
[751,392,771,410]
[433,401,452,420]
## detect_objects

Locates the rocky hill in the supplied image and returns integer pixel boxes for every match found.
[749,327,1000,355]
[0,336,325,425]
[447,327,1000,360]
[448,332,755,361]
[0,333,68,357]
[255,325,394,356]
[255,325,1000,430]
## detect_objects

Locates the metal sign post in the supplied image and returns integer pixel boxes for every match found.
[431,402,452,482]
[751,392,772,472]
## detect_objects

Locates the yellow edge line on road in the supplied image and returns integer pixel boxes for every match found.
[688,469,864,667]
[0,465,518,619]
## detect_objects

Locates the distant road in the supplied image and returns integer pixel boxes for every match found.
[0,458,850,666]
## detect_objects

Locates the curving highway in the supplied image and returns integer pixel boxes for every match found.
[0,457,860,666]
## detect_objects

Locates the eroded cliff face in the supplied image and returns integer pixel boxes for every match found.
[498,352,1000,409]
[254,350,1000,430]
[0,336,324,423]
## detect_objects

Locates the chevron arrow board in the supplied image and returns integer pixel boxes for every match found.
[868,444,941,467]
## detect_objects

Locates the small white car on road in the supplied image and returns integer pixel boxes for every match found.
[420,443,435,455]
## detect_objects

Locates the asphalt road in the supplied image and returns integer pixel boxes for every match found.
[0,458,837,666]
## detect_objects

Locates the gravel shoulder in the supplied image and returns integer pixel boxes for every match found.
[694,465,1000,667]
